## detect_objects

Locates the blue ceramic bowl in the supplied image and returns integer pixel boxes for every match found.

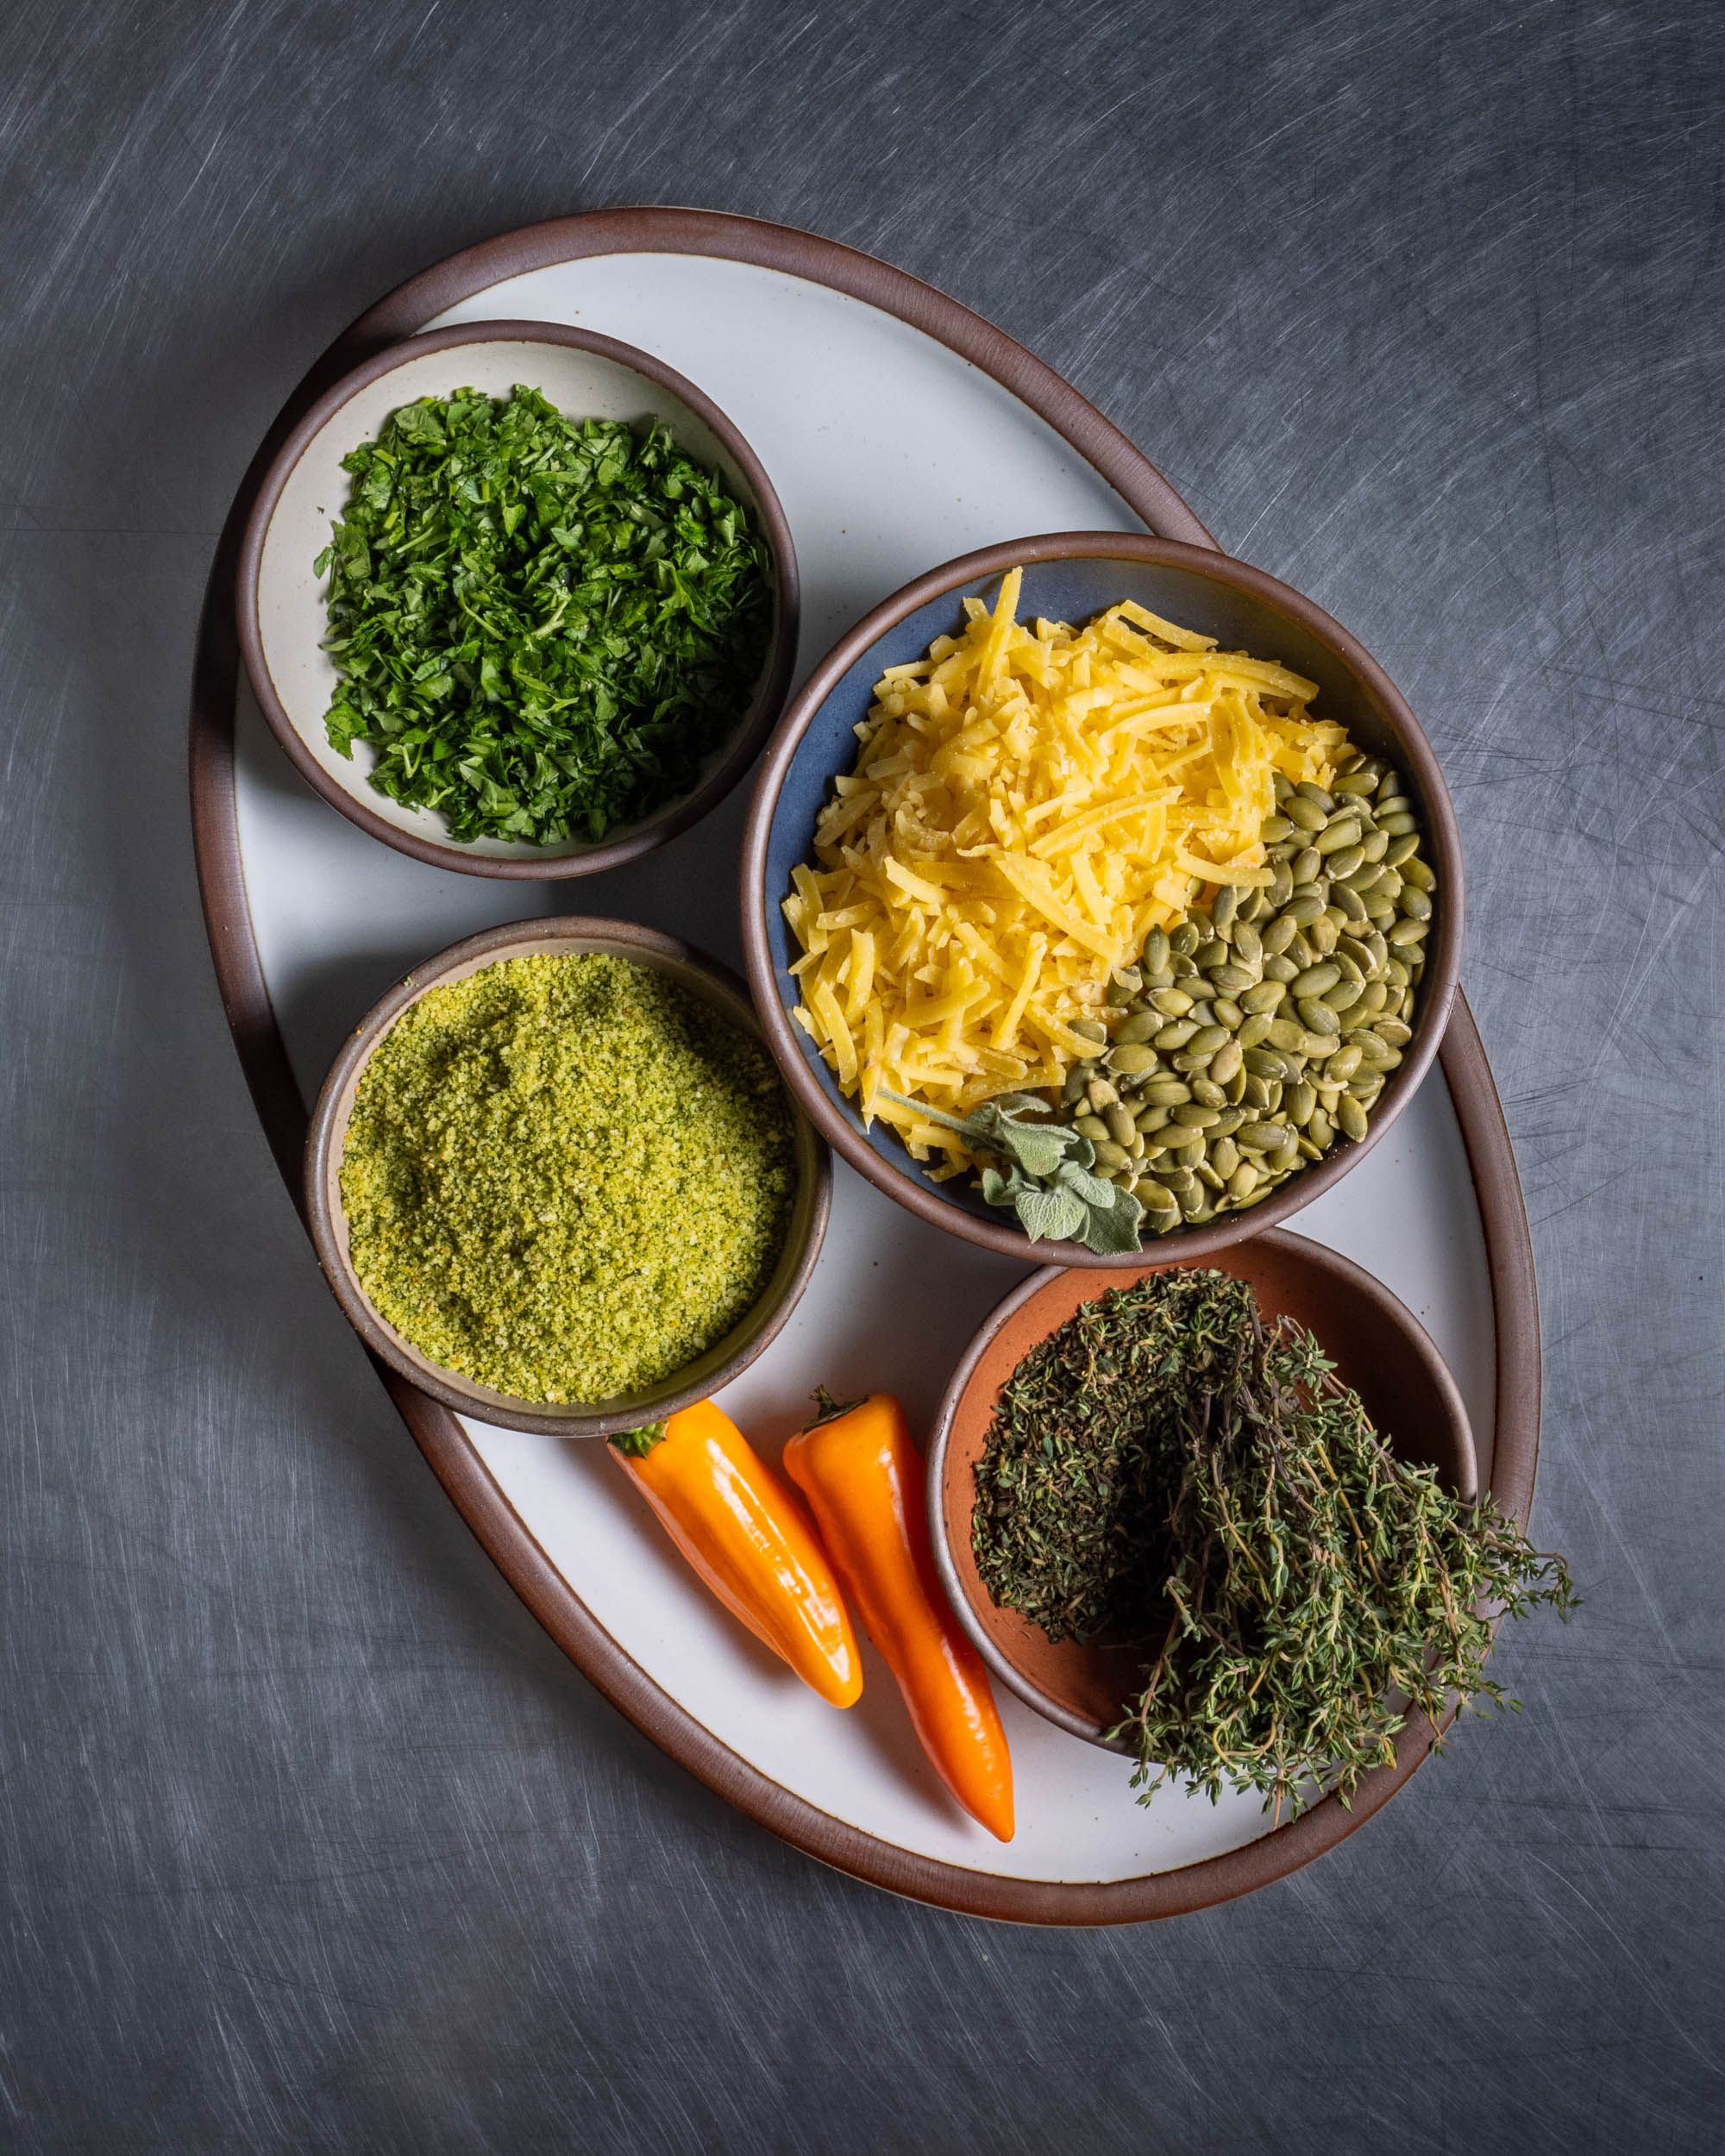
[740,534,1463,1264]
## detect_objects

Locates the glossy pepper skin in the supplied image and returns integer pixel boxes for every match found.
[783,1394,1014,1841]
[611,1401,862,1708]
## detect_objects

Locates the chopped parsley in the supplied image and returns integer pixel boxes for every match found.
[316,387,774,846]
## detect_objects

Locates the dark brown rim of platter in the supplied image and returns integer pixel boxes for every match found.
[739,530,1465,1264]
[235,318,801,880]
[190,207,1540,1926]
[925,1232,1479,1745]
[304,915,831,1439]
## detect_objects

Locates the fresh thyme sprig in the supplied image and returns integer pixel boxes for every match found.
[878,1090,1143,1254]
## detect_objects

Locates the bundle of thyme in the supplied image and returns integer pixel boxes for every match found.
[973,1272,1575,1814]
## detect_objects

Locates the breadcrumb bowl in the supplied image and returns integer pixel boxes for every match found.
[304,917,831,1438]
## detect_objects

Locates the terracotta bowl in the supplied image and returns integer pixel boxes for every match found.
[239,320,799,878]
[926,1231,1477,1748]
[304,916,831,1438]
[741,533,1463,1265]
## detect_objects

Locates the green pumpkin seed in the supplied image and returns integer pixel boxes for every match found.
[1285,1080,1317,1125]
[1290,962,1339,997]
[1210,961,1258,994]
[1061,1069,1088,1105]
[1113,1010,1159,1043]
[1380,811,1417,837]
[1209,1135,1240,1181]
[1359,829,1389,864]
[1073,1113,1109,1142]
[1070,1017,1108,1043]
[1086,1078,1120,1111]
[1210,885,1239,931]
[1232,921,1263,968]
[1283,895,1326,929]
[1333,883,1369,924]
[1284,795,1327,831]
[1291,847,1323,886]
[1140,925,1170,973]
[1208,1039,1244,1085]
[1327,1042,1363,1081]
[1185,1025,1229,1057]
[1093,1138,1132,1170]
[1376,1018,1413,1048]
[1238,1119,1291,1153]
[1267,862,1295,908]
[1191,1076,1229,1109]
[1212,996,1245,1029]
[1298,999,1341,1037]
[1336,1095,1369,1143]
[1102,1104,1137,1147]
[1260,915,1298,956]
[1259,813,1295,843]
[1261,954,1296,984]
[1195,1163,1225,1193]
[1172,1102,1220,1129]
[1241,980,1286,1016]
[1152,1019,1200,1049]
[1265,1018,1308,1052]
[1399,886,1433,922]
[1388,916,1428,947]
[1323,978,1364,1013]
[1400,851,1434,890]
[1139,1077,1191,1106]
[1314,817,1362,856]
[1237,1012,1274,1050]
[1106,1043,1160,1078]
[1326,843,1366,882]
[1308,1107,1333,1150]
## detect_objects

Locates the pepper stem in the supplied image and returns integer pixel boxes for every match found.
[810,1386,866,1427]
[609,1422,668,1458]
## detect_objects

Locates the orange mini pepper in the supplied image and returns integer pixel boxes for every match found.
[783,1392,1014,1841]
[611,1401,862,1708]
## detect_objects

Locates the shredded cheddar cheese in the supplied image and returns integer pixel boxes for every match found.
[784,570,1348,1165]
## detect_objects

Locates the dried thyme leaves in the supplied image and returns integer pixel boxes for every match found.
[339,953,796,1403]
[973,1273,1575,1814]
[317,388,773,846]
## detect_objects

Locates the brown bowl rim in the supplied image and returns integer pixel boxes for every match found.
[739,530,1464,1264]
[303,914,831,1436]
[924,1229,1480,1745]
[237,318,801,880]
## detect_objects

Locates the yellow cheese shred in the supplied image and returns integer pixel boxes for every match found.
[784,569,1347,1150]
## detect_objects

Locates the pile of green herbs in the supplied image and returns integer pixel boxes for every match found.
[973,1271,1575,1814]
[317,387,773,845]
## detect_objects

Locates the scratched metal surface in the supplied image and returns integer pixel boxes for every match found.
[2,1,1720,2148]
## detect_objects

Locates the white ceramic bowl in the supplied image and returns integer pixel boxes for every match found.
[237,320,799,877]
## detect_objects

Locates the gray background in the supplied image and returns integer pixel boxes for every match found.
[3,0,1720,2149]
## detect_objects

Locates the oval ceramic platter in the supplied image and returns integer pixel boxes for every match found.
[191,210,1540,1925]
